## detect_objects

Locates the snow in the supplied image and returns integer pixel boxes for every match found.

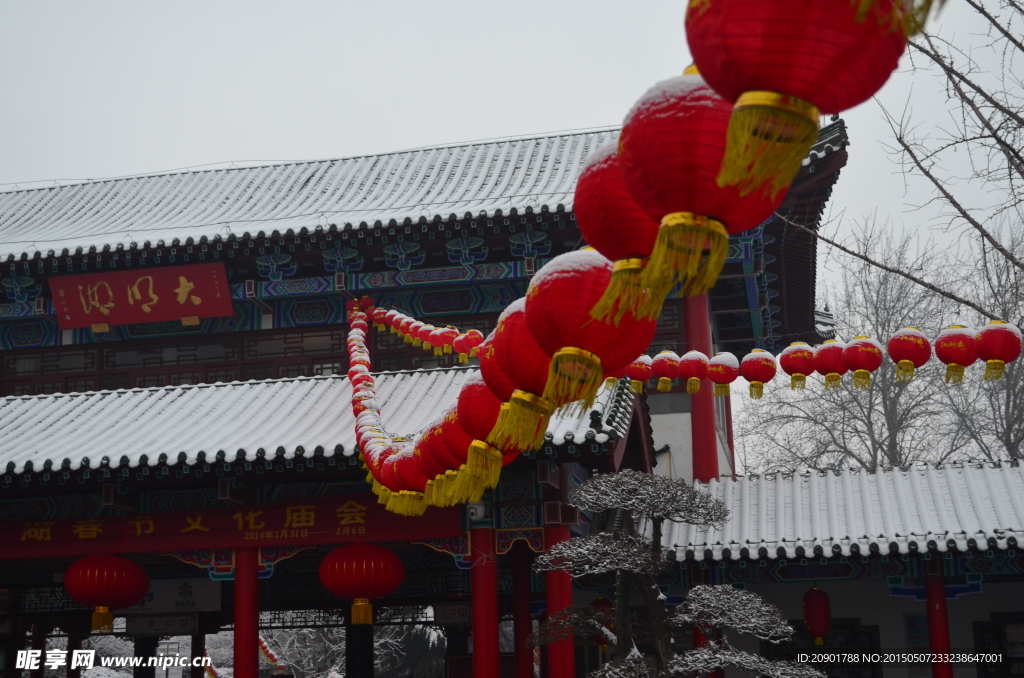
[624,74,721,126]
[710,352,739,369]
[680,350,709,364]
[741,349,776,365]
[527,248,611,291]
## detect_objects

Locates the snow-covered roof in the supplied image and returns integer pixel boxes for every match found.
[663,463,1024,560]
[0,366,632,476]
[0,130,617,260]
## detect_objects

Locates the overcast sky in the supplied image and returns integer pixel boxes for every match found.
[0,1,991,270]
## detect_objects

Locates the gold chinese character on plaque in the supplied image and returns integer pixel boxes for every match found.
[336,500,367,526]
[128,515,155,536]
[283,505,316,528]
[78,283,115,316]
[20,521,54,542]
[233,510,266,530]
[181,514,210,533]
[71,519,104,539]
[173,277,202,306]
[127,277,159,313]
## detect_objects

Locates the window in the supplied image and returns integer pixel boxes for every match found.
[375,353,407,372]
[34,382,61,395]
[135,375,166,388]
[206,369,236,383]
[412,355,451,370]
[66,378,95,392]
[647,391,691,414]
[170,372,202,386]
[313,361,344,376]
[241,363,274,381]
[100,373,132,390]
[375,331,408,351]
[2,383,31,396]
[648,338,679,355]
[278,364,309,378]
[657,304,680,331]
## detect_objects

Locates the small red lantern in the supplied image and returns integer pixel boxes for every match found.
[803,587,832,646]
[319,545,405,624]
[814,339,848,390]
[493,298,555,452]
[740,349,776,399]
[934,325,977,384]
[590,596,616,648]
[707,352,739,397]
[651,351,680,393]
[464,329,485,358]
[574,143,661,323]
[625,355,653,393]
[976,321,1023,381]
[452,334,469,363]
[370,308,388,330]
[64,555,150,632]
[383,310,399,332]
[843,336,884,390]
[458,374,503,443]
[417,324,437,351]
[778,342,815,389]
[887,328,931,383]
[677,351,709,394]
[478,332,517,403]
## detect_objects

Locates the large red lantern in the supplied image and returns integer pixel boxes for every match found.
[478,332,517,403]
[803,587,832,646]
[686,0,908,199]
[625,355,653,393]
[934,325,977,384]
[619,75,785,306]
[574,142,661,323]
[526,249,657,410]
[844,336,884,390]
[887,328,931,383]
[778,342,815,389]
[740,349,776,399]
[707,352,739,397]
[64,555,150,632]
[814,339,847,390]
[677,351,709,394]
[976,321,1023,381]
[457,373,503,443]
[651,351,680,393]
[319,544,405,624]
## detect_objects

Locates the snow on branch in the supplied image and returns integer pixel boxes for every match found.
[529,606,616,647]
[532,532,660,577]
[590,648,657,678]
[672,585,794,642]
[570,470,729,528]
[669,644,826,678]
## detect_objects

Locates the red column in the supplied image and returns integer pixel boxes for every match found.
[684,294,719,482]
[471,527,500,678]
[233,548,259,678]
[512,542,534,678]
[925,567,953,678]
[545,526,575,678]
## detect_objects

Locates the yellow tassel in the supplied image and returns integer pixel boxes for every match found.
[541,347,604,410]
[824,373,842,390]
[637,213,729,316]
[404,334,413,344]
[459,353,469,364]
[984,360,1006,381]
[445,465,487,505]
[853,369,873,390]
[433,346,443,356]
[91,607,114,633]
[589,259,651,326]
[412,337,421,346]
[717,92,820,200]
[351,598,373,625]
[443,344,452,354]
[852,0,939,35]
[386,490,428,516]
[466,440,503,490]
[657,377,673,393]
[604,377,619,390]
[945,364,965,384]
[896,360,916,383]
[377,486,393,506]
[630,379,643,393]
[713,383,730,397]
[790,374,806,390]
[749,381,764,399]
[423,479,438,506]
[470,346,479,358]
[686,377,701,394]
[487,390,554,451]
[423,341,432,352]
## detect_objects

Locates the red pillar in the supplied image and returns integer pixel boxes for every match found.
[545,526,575,678]
[471,527,500,678]
[925,566,953,678]
[512,542,534,678]
[233,548,259,678]
[684,294,719,482]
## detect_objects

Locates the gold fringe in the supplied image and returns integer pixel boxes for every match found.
[541,347,604,410]
[630,379,644,393]
[412,337,421,346]
[945,363,965,384]
[423,341,432,352]
[657,377,673,393]
[589,259,650,326]
[423,479,438,506]
[443,344,452,354]
[714,383,730,397]
[686,377,701,394]
[717,92,820,200]
[91,607,114,633]
[748,381,763,399]
[351,599,373,625]
[487,390,554,451]
[444,465,487,505]
[459,353,469,364]
[824,373,842,390]
[984,360,1006,381]
[896,360,916,383]
[790,374,806,390]
[637,213,729,316]
[377,485,393,506]
[470,346,479,358]
[386,490,428,516]
[853,369,873,390]
[433,346,443,356]
[466,440,503,490]
[604,377,619,390]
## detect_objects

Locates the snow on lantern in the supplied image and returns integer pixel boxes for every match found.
[64,555,150,632]
[625,355,653,394]
[814,339,848,390]
[319,545,405,625]
[651,351,680,393]
[843,336,884,390]
[740,349,776,399]
[887,328,931,383]
[976,320,1023,381]
[707,352,740,397]
[678,351,709,394]
[778,342,815,389]
[803,587,832,646]
[933,325,977,384]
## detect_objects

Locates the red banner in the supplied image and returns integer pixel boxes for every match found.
[48,263,234,330]
[1,495,461,559]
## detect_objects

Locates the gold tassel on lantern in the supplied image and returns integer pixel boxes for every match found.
[686,377,700,394]
[638,213,729,316]
[91,606,114,633]
[717,92,820,200]
[411,337,421,347]
[433,346,443,356]
[630,380,644,393]
[470,346,479,358]
[945,363,965,384]
[541,347,605,412]
[446,465,488,505]
[422,341,432,353]
[351,598,373,625]
[749,381,764,399]
[853,0,941,35]
[853,369,873,390]
[824,373,843,390]
[984,360,1006,381]
[465,440,504,490]
[458,353,469,364]
[589,258,650,325]
[488,392,554,452]
[713,383,730,397]
[376,485,393,506]
[657,377,673,393]
[790,374,806,390]
[386,490,428,517]
[895,360,916,383]
[604,377,619,390]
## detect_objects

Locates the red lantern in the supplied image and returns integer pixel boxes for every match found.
[526,249,658,411]
[814,339,848,390]
[707,352,739,397]
[686,0,907,199]
[370,308,388,330]
[464,329,485,358]
[843,336,884,390]
[383,310,400,332]
[417,324,437,351]
[574,143,661,323]
[619,75,785,305]
[976,321,1023,381]
[625,355,653,393]
[64,555,150,632]
[803,587,832,646]
[478,332,517,403]
[453,334,469,363]
[887,328,931,383]
[458,373,503,443]
[319,544,405,624]
[651,351,680,393]
[778,342,815,389]
[740,349,776,399]
[428,326,459,356]
[590,596,616,648]
[358,296,374,310]
[934,325,977,384]
[677,351,709,394]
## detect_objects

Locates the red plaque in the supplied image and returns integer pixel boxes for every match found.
[49,263,234,330]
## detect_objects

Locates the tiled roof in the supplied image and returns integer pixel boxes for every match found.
[0,366,632,476]
[662,463,1024,560]
[0,131,617,260]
